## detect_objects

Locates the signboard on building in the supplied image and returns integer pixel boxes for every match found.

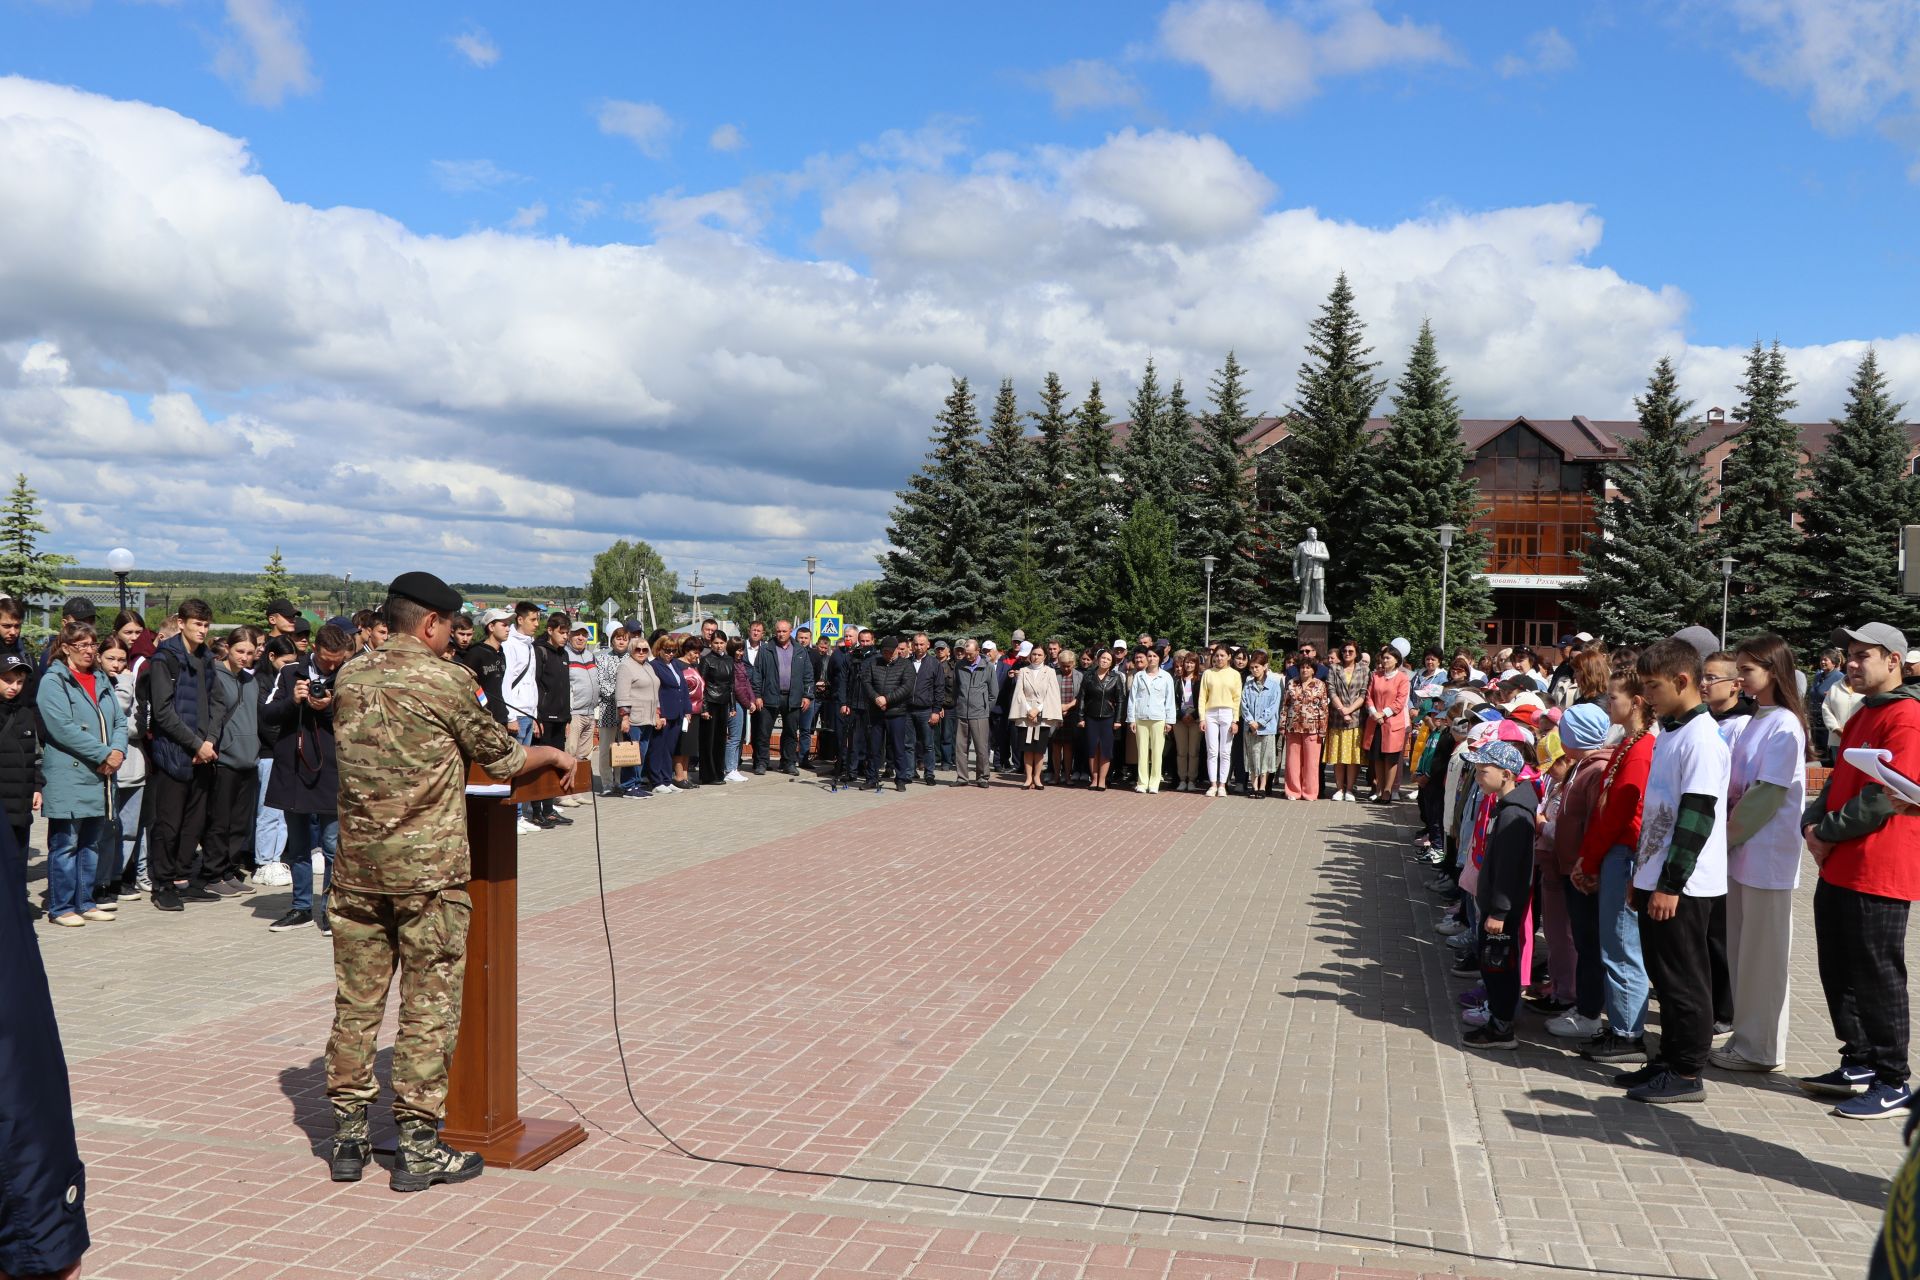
[1478,573,1587,591]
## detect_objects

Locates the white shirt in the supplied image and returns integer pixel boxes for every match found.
[1634,707,1731,897]
[1726,706,1806,890]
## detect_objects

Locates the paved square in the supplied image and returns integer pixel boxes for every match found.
[26,775,1912,1279]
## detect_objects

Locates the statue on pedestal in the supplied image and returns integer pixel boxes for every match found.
[1293,527,1330,620]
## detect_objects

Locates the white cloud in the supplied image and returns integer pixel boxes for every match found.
[1159,0,1455,111]
[451,28,500,68]
[1722,0,1920,174]
[0,75,1915,587]
[431,158,526,192]
[597,99,674,158]
[507,201,547,230]
[709,123,746,152]
[1030,59,1143,114]
[571,197,605,222]
[213,0,318,107]
[1498,27,1577,78]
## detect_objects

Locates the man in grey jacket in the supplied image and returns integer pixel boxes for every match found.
[947,639,999,788]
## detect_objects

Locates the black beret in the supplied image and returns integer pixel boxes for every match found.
[387,571,464,614]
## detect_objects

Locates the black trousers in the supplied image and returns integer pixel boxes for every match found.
[838,708,866,777]
[1638,893,1718,1076]
[1815,879,1912,1086]
[148,765,214,886]
[754,703,803,769]
[201,764,256,883]
[1708,892,1733,1025]
[697,710,729,783]
[862,715,912,785]
[533,722,567,816]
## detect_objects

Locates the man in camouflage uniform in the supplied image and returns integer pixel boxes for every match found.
[324,572,573,1192]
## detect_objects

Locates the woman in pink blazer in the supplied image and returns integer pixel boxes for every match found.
[1362,645,1411,803]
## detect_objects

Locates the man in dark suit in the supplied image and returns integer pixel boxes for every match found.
[750,618,814,775]
[906,632,948,786]
[863,637,915,793]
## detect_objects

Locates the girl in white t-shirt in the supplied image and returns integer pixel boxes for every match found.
[1711,634,1808,1073]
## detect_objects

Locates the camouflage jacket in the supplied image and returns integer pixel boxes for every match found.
[333,633,527,894]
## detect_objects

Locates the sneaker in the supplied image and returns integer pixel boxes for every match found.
[207,878,246,898]
[1708,1046,1780,1073]
[1449,956,1481,978]
[1834,1081,1913,1119]
[1612,1063,1665,1089]
[256,861,293,887]
[223,874,256,895]
[316,912,331,938]
[655,783,679,795]
[269,909,314,932]
[1712,1020,1733,1037]
[1447,931,1477,951]
[725,771,749,783]
[1434,916,1468,937]
[94,889,120,905]
[1524,993,1574,1014]
[80,908,116,922]
[1547,1011,1603,1039]
[547,812,575,825]
[179,884,221,903]
[135,873,153,894]
[1796,1063,1876,1098]
[1462,1024,1517,1051]
[50,913,85,927]
[153,887,184,912]
[516,818,543,834]
[1457,984,1487,1007]
[1580,1031,1649,1064]
[1627,1070,1705,1104]
[1462,1003,1491,1028]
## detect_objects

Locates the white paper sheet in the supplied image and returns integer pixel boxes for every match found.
[1842,747,1920,805]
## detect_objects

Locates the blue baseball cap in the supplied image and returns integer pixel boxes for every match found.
[1463,741,1526,774]
[1560,702,1612,751]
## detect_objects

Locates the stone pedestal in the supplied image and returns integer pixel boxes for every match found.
[1294,616,1330,657]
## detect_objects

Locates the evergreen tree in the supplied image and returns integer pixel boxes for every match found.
[1065,379,1122,632]
[1351,322,1492,644]
[1185,352,1263,635]
[1118,359,1184,512]
[1572,357,1715,643]
[994,524,1061,642]
[1801,349,1920,637]
[1029,372,1074,584]
[0,473,73,605]
[975,377,1030,610]
[875,377,994,636]
[1079,498,1191,650]
[1265,274,1386,626]
[248,546,296,622]
[1714,341,1809,640]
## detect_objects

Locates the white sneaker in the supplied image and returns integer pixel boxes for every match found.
[1134,784,1148,794]
[1546,1011,1603,1039]
[725,771,749,783]
[1462,1002,1491,1028]
[516,818,542,835]
[656,783,679,794]
[255,861,293,887]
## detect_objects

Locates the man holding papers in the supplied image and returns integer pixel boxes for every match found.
[1800,622,1920,1119]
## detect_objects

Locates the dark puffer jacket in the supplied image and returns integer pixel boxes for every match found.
[0,695,40,827]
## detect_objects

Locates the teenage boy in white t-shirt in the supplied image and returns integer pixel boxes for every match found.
[1618,639,1731,1105]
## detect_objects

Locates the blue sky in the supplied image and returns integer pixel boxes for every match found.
[2,0,1918,589]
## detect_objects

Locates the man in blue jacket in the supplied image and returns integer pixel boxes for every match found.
[0,809,90,1279]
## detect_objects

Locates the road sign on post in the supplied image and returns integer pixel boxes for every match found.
[813,598,842,641]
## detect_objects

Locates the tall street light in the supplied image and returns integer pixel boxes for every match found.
[1719,556,1737,649]
[805,555,819,632]
[106,546,135,613]
[1201,554,1217,648]
[1436,523,1457,652]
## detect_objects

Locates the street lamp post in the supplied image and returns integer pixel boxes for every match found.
[1201,555,1217,648]
[1719,556,1736,649]
[805,556,819,633]
[106,546,135,613]
[343,571,352,613]
[689,570,703,629]
[1436,523,1457,652]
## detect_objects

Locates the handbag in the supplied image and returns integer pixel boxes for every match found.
[1478,930,1516,975]
[609,740,642,767]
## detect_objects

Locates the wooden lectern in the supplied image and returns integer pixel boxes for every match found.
[441,759,593,1170]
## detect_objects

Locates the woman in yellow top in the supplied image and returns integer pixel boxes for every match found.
[1199,645,1243,797]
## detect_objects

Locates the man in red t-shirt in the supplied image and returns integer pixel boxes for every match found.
[1799,622,1920,1119]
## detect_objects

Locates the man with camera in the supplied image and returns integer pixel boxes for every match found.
[262,622,354,934]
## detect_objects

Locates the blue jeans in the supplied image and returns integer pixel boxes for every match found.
[909,710,937,779]
[287,811,339,917]
[255,759,286,865]
[46,816,107,919]
[1563,874,1606,1020]
[114,785,145,889]
[724,705,746,775]
[624,724,654,791]
[513,717,537,818]
[1597,844,1650,1038]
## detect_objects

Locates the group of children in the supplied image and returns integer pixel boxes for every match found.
[1412,626,1911,1117]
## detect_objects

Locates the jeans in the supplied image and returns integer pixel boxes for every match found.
[287,811,339,918]
[46,816,107,919]
[624,724,655,791]
[1597,844,1650,1039]
[513,717,537,819]
[939,708,957,768]
[909,710,937,779]
[1563,874,1606,1020]
[114,784,145,890]
[254,758,286,866]
[725,703,747,775]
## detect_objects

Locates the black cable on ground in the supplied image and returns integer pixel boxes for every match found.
[551,784,1715,1280]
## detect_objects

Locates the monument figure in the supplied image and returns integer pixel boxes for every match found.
[1293,527,1330,620]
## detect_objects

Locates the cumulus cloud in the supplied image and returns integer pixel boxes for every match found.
[0,75,1914,586]
[1159,0,1455,111]
[598,99,674,158]
[709,123,746,152]
[451,28,500,68]
[1498,27,1577,78]
[431,158,526,192]
[213,0,318,107]
[1029,59,1144,114]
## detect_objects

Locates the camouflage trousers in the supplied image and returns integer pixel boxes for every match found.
[324,886,473,1126]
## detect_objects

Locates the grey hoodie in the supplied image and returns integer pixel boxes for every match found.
[213,665,260,769]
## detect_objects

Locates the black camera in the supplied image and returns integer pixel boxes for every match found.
[306,674,330,701]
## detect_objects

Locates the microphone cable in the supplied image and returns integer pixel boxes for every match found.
[517,782,1722,1280]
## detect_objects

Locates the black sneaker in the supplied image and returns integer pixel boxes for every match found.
[179,884,221,903]
[1834,1080,1914,1119]
[1449,954,1480,978]
[894,780,908,792]
[207,878,246,898]
[1797,1062,1876,1098]
[269,909,314,932]
[753,764,767,775]
[1627,1069,1705,1105]
[153,887,184,912]
[1463,1024,1517,1051]
[1613,1063,1665,1089]
[94,889,120,905]
[548,813,574,826]
[1580,1031,1649,1064]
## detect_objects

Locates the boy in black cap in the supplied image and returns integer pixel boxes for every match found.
[0,653,39,860]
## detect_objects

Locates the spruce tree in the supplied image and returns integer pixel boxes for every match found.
[995,524,1061,642]
[1266,274,1386,625]
[875,377,993,636]
[1185,352,1263,637]
[1714,341,1808,640]
[249,546,296,622]
[1029,371,1074,583]
[1572,357,1715,644]
[976,377,1030,611]
[1118,359,1184,512]
[1352,322,1491,644]
[1801,349,1920,637]
[0,473,73,605]
[1079,498,1191,650]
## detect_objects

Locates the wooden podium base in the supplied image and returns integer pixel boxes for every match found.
[442,762,592,1171]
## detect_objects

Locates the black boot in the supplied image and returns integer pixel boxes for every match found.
[329,1102,371,1183]
[390,1118,484,1192]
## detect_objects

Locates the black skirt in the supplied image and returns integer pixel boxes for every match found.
[1017,723,1053,754]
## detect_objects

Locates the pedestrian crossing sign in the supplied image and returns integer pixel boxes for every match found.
[813,598,842,640]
